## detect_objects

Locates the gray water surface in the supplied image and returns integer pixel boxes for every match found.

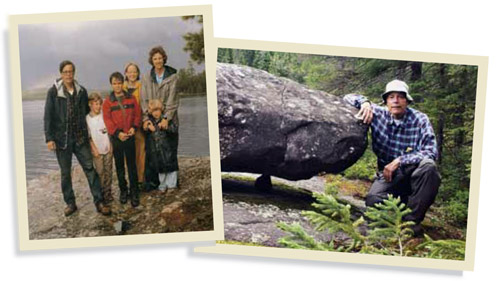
[22,96,210,181]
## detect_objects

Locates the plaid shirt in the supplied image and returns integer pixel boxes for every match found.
[344,94,438,170]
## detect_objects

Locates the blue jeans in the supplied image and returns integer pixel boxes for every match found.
[55,137,103,205]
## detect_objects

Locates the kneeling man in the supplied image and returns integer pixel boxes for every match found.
[344,80,441,236]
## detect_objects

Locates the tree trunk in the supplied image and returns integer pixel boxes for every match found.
[436,64,447,165]
[437,113,445,165]
[410,62,423,81]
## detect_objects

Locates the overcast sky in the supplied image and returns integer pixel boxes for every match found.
[18,16,203,91]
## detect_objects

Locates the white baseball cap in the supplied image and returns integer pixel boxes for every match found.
[382,80,414,103]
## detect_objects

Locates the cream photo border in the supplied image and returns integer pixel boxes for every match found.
[194,38,488,271]
[9,5,224,251]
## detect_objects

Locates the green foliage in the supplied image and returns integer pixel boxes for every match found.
[417,235,466,260]
[303,193,366,251]
[277,193,464,259]
[343,143,377,181]
[217,49,303,83]
[182,16,204,64]
[217,240,266,247]
[325,174,369,199]
[176,65,206,95]
[277,222,336,251]
[278,192,365,252]
[438,188,469,227]
[217,48,234,64]
[324,176,340,197]
[365,195,415,256]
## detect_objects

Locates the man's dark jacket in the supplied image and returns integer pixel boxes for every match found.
[44,78,90,150]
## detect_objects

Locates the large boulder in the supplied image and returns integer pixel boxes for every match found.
[217,63,368,181]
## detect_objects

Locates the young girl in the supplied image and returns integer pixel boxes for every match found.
[86,92,113,204]
[143,99,179,192]
[123,62,146,190]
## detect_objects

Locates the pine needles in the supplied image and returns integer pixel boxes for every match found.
[277,192,466,259]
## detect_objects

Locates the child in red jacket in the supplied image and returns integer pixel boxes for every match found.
[103,72,142,207]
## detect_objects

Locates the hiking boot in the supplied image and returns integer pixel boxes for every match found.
[64,204,78,217]
[103,196,113,205]
[120,189,128,204]
[130,189,140,207]
[104,191,113,203]
[144,182,157,192]
[410,224,424,238]
[96,202,111,216]
[131,196,140,208]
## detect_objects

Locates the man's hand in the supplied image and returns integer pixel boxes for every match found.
[383,158,401,182]
[356,102,373,124]
[47,141,56,151]
[128,127,135,136]
[158,119,169,130]
[118,132,129,142]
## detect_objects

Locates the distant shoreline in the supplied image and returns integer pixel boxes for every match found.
[22,91,207,101]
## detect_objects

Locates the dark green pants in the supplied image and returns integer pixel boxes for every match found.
[55,138,103,205]
[365,158,441,224]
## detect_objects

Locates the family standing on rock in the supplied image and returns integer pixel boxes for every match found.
[344,80,441,237]
[44,46,180,217]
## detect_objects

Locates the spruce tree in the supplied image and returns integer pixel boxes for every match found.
[277,193,464,258]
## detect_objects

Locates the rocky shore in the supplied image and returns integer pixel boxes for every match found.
[27,156,213,240]
[220,172,465,248]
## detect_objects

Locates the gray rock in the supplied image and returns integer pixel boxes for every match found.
[217,63,368,181]
[113,220,131,234]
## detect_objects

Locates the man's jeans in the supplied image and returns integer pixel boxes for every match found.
[365,158,441,224]
[55,137,103,205]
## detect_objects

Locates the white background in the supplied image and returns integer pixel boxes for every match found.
[2,0,494,280]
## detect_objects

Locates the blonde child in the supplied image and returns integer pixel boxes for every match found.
[143,99,178,192]
[87,92,113,203]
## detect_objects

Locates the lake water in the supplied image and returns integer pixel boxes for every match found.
[22,96,210,181]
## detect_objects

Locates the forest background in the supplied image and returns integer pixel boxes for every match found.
[218,48,478,236]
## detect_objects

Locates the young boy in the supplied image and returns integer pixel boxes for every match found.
[143,99,179,192]
[86,92,113,204]
[103,72,142,207]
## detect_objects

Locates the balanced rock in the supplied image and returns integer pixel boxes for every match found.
[217,63,368,181]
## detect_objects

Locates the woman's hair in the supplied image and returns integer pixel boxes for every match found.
[124,62,140,81]
[148,46,168,66]
[148,99,163,112]
[59,60,75,73]
[88,92,103,104]
[109,72,124,84]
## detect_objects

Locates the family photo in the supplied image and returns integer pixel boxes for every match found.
[17,11,216,241]
[214,46,481,262]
